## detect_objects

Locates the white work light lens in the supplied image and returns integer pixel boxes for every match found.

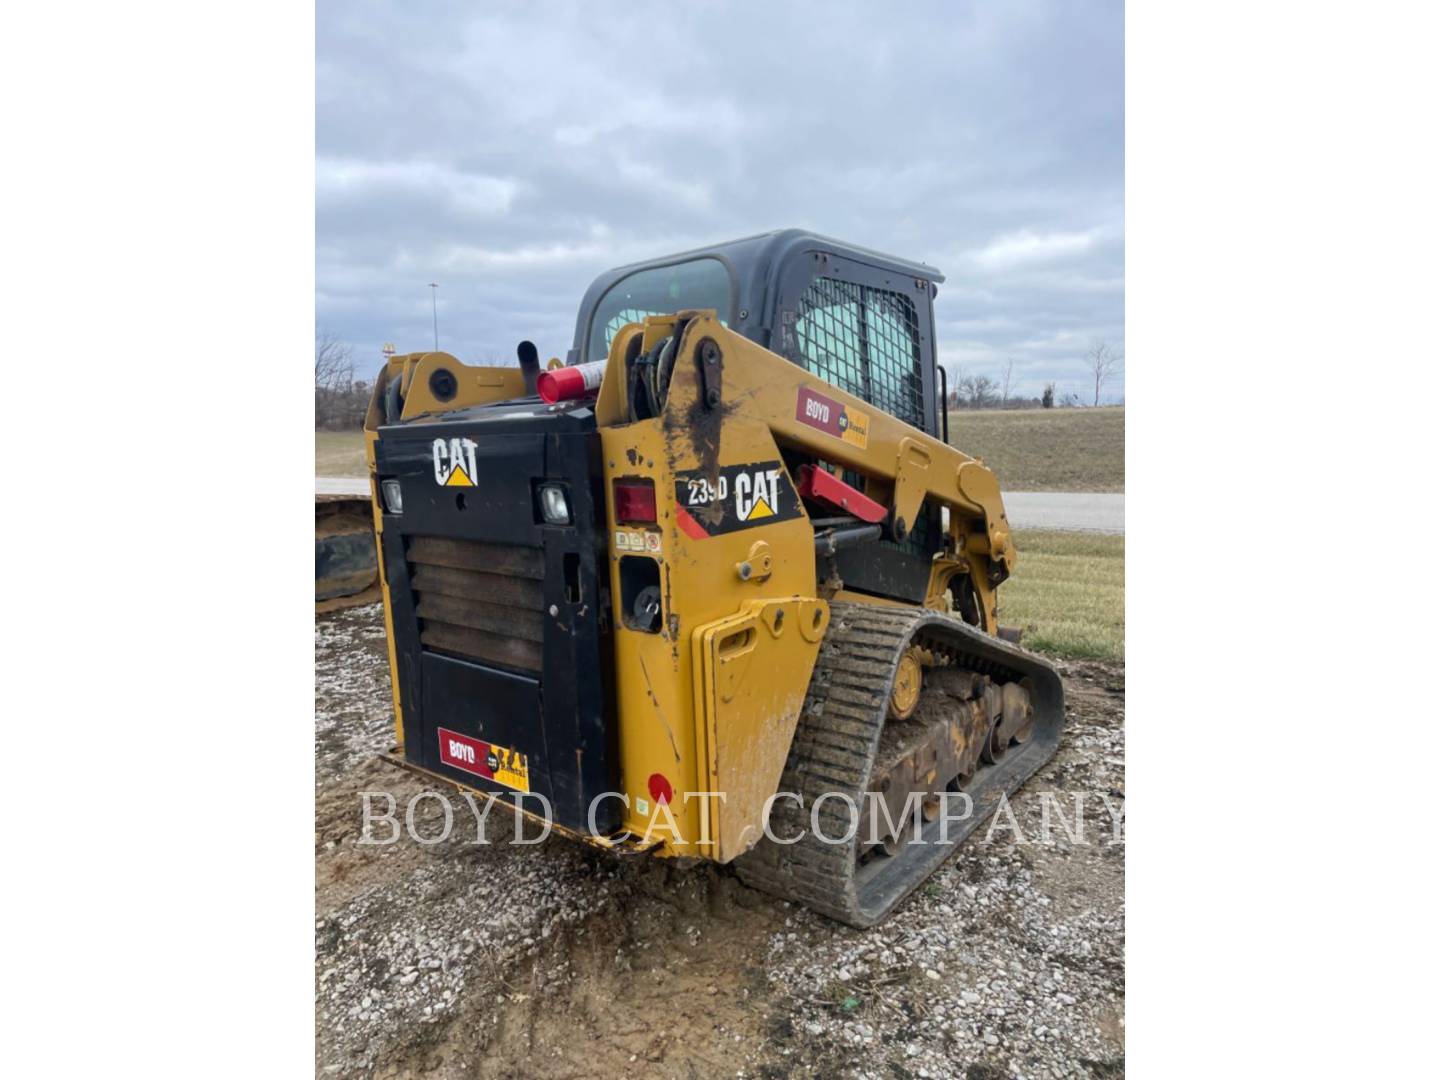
[539,484,571,524]
[380,479,403,514]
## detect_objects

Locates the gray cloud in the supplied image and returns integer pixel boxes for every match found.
[318,0,1123,400]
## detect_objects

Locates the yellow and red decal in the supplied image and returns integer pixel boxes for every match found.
[437,727,530,792]
[796,386,869,449]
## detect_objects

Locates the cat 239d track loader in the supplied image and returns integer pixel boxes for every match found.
[362,230,1064,927]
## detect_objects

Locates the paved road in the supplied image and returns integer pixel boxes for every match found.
[316,477,369,497]
[1003,491,1124,534]
[317,477,1123,534]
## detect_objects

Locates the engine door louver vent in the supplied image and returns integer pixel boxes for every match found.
[407,536,544,673]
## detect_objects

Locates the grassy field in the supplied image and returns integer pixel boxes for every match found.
[316,430,368,477]
[946,406,1124,492]
[1000,529,1124,660]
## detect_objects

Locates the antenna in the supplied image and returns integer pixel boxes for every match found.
[428,283,440,351]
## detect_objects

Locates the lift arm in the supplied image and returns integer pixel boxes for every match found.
[593,311,1016,580]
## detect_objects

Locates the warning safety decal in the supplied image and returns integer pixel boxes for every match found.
[437,727,530,792]
[795,386,869,449]
[673,460,802,539]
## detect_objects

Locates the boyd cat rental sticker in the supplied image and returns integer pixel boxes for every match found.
[674,460,801,539]
[796,386,869,449]
[437,727,530,792]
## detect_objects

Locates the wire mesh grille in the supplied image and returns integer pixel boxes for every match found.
[793,278,924,427]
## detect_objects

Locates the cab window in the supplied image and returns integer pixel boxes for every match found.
[587,258,732,362]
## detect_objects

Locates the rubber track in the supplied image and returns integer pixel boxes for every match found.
[732,601,1065,927]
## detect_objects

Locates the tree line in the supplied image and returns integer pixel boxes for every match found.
[317,332,1124,428]
[946,339,1123,410]
[315,332,374,430]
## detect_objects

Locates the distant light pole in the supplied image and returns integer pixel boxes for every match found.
[428,283,440,351]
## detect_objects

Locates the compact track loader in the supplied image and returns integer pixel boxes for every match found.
[362,230,1064,926]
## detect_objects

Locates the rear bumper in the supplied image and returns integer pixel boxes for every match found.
[379,749,660,854]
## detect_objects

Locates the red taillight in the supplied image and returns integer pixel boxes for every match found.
[614,478,657,524]
[647,772,673,806]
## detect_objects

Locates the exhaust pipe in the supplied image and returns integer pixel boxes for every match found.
[517,340,541,395]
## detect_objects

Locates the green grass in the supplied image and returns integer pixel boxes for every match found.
[316,430,367,477]
[946,407,1124,492]
[1000,529,1125,660]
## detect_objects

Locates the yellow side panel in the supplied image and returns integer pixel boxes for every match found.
[692,598,829,862]
[599,415,820,854]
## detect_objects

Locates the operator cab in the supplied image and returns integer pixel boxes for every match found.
[570,228,946,438]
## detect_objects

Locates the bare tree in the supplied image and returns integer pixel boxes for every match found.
[972,374,998,408]
[945,365,964,410]
[316,331,353,392]
[1085,339,1123,407]
[1000,358,1015,406]
[315,332,372,429]
[955,371,998,408]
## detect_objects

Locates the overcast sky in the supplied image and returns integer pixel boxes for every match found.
[317,1,1123,401]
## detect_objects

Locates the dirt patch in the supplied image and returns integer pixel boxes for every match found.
[316,605,1124,1078]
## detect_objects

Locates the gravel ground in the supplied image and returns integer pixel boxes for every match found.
[316,604,1125,1078]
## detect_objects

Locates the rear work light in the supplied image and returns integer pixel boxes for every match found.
[380,479,403,514]
[538,483,571,525]
[613,478,657,524]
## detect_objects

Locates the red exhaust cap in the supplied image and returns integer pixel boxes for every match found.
[537,360,607,404]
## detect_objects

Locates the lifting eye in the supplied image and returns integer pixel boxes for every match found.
[630,586,662,632]
[619,556,662,633]
[717,627,756,657]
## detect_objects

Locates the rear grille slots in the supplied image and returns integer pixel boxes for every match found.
[410,565,543,610]
[415,593,544,643]
[408,536,543,579]
[407,536,545,673]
